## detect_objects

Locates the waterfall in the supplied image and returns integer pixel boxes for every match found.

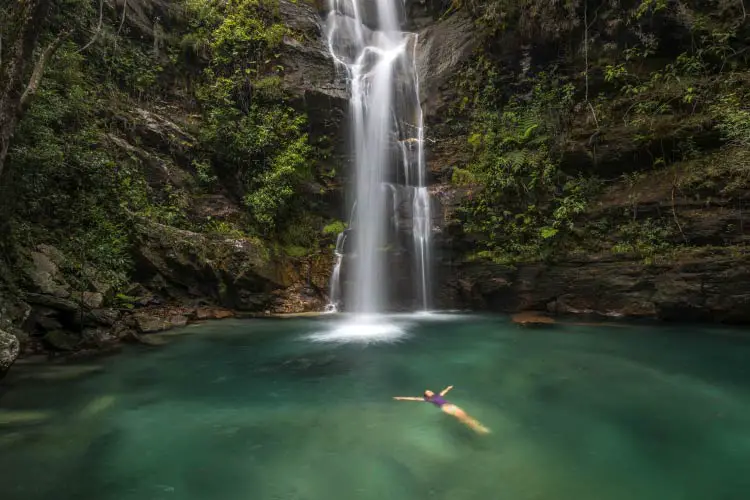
[325,0,431,314]
[324,231,347,313]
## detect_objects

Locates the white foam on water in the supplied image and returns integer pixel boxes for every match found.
[305,315,410,344]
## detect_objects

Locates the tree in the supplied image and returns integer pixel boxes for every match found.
[0,0,55,186]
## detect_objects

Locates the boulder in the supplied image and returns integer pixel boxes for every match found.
[24,293,79,313]
[22,246,71,298]
[112,321,140,343]
[24,306,64,333]
[271,283,327,314]
[168,314,189,328]
[87,308,121,327]
[131,107,196,157]
[132,312,167,333]
[131,221,286,311]
[0,330,20,378]
[82,292,104,309]
[107,133,193,188]
[43,330,80,351]
[82,327,119,348]
[195,307,235,320]
[0,295,31,331]
[132,310,189,334]
[121,283,158,307]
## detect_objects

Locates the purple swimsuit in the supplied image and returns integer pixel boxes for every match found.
[425,394,448,408]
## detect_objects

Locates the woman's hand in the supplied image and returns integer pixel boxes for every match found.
[440,386,454,396]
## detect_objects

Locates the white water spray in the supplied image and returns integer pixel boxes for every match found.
[324,0,431,316]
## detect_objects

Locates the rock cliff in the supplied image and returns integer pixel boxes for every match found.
[0,0,344,362]
[417,3,750,324]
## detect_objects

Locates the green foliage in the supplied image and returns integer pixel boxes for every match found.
[8,44,134,288]
[681,147,750,195]
[193,159,218,187]
[6,16,192,290]
[322,220,347,236]
[204,219,247,239]
[96,36,165,98]
[450,0,750,265]
[279,214,323,255]
[610,218,676,261]
[634,0,668,20]
[185,0,315,235]
[454,70,596,262]
[242,135,312,232]
[114,293,137,310]
[712,93,750,148]
[284,245,311,258]
[2,0,326,300]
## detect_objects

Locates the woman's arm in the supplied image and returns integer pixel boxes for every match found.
[393,397,424,401]
[439,386,454,396]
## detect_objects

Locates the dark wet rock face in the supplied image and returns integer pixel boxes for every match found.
[278,0,348,155]
[131,221,285,311]
[416,12,477,112]
[437,251,750,324]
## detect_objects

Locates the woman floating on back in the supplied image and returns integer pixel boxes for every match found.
[393,386,490,434]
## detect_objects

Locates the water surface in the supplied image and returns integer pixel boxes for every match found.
[1,315,749,500]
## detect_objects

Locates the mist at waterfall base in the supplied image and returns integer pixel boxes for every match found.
[323,0,431,322]
[3,316,750,500]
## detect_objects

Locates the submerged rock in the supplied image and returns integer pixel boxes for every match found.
[0,329,20,378]
[14,364,104,381]
[79,395,116,418]
[0,410,49,425]
[82,327,119,347]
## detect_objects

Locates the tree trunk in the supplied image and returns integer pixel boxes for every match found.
[0,0,53,183]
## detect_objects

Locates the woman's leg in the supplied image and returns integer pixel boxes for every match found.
[442,404,490,434]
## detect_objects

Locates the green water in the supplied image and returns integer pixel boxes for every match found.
[1,314,750,500]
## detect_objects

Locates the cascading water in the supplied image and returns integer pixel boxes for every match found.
[324,231,347,313]
[324,0,431,316]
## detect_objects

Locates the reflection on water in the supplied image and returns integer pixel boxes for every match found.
[1,316,750,500]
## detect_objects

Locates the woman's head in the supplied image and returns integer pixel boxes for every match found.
[423,390,434,399]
